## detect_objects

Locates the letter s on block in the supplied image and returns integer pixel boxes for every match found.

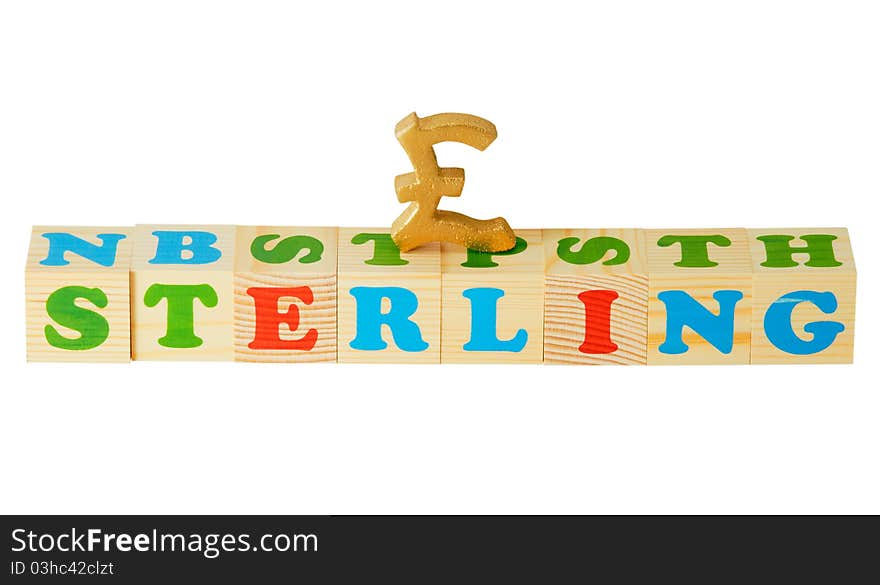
[250,235,324,265]
[764,290,844,355]
[557,236,629,266]
[44,286,110,350]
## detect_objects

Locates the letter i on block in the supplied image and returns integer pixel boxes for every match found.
[646,228,753,364]
[442,229,544,363]
[747,228,855,363]
[543,229,648,365]
[131,225,235,360]
[25,226,133,362]
[234,227,337,362]
[337,228,440,363]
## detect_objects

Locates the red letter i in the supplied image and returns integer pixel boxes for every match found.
[577,290,619,354]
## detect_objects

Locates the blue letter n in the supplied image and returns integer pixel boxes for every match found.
[658,290,744,355]
[40,232,127,267]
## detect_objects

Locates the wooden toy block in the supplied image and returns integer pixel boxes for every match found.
[22,223,859,367]
[747,228,856,364]
[543,229,648,365]
[441,229,544,364]
[234,226,338,362]
[646,228,753,365]
[25,226,133,362]
[130,225,235,361]
[337,228,441,363]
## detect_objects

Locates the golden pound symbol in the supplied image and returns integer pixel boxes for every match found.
[390,112,517,253]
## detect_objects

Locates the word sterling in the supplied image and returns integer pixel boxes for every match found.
[25,225,856,364]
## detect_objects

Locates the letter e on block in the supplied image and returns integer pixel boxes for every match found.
[544,229,648,365]
[748,228,855,363]
[234,226,337,362]
[25,226,133,362]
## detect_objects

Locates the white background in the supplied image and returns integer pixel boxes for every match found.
[1,1,877,514]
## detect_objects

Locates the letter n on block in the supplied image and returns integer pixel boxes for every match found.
[544,229,648,365]
[646,228,752,365]
[234,226,337,362]
[442,229,544,364]
[131,225,235,360]
[337,229,440,363]
[748,228,855,364]
[25,226,133,362]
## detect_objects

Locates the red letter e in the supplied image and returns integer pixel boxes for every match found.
[247,286,318,351]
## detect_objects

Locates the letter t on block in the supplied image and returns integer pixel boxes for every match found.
[130,225,235,360]
[234,226,338,362]
[646,228,753,364]
[748,228,856,363]
[543,229,648,365]
[337,228,440,363]
[25,226,133,362]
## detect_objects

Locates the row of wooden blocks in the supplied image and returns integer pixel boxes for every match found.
[25,225,856,364]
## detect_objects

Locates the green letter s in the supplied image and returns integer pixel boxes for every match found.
[44,286,110,350]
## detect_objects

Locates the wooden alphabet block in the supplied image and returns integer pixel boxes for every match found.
[646,228,753,365]
[544,229,648,365]
[234,226,337,362]
[25,226,133,362]
[22,223,859,367]
[747,228,856,364]
[337,228,440,363]
[130,225,235,361]
[441,229,544,364]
